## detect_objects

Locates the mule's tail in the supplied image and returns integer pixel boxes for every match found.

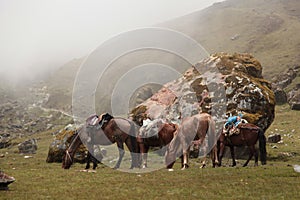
[207,118,218,165]
[207,118,217,153]
[258,128,267,165]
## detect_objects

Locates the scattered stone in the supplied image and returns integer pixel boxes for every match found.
[273,87,287,105]
[24,155,33,159]
[293,165,300,173]
[278,152,295,158]
[288,88,300,110]
[267,134,281,143]
[18,139,37,154]
[0,135,11,149]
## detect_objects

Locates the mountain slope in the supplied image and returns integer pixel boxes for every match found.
[162,0,300,79]
[44,0,300,112]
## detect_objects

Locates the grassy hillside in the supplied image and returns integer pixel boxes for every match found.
[162,0,300,79]
[43,0,300,112]
[0,104,299,199]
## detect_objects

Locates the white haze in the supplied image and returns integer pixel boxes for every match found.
[0,0,224,83]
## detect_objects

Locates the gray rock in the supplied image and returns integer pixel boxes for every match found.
[273,87,287,105]
[18,139,37,154]
[267,134,281,143]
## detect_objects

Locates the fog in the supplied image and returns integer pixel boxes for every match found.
[0,0,224,83]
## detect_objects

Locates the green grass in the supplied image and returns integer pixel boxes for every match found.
[1,104,300,199]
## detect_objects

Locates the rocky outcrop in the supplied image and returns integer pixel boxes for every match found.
[272,67,298,89]
[131,53,275,132]
[272,66,300,107]
[46,124,87,163]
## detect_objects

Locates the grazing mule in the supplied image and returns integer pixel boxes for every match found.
[62,114,139,170]
[137,120,178,168]
[165,113,219,170]
[217,123,267,167]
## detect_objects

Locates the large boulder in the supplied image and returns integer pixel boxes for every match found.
[46,124,87,163]
[131,53,275,132]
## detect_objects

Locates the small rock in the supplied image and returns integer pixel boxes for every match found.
[293,165,300,173]
[268,134,281,143]
[24,155,33,159]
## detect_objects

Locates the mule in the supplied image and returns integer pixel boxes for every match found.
[217,123,267,167]
[165,113,219,170]
[62,114,139,170]
[137,120,178,168]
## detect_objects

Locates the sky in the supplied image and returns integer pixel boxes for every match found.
[0,0,224,82]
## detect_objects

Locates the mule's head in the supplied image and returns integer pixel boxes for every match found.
[62,150,73,169]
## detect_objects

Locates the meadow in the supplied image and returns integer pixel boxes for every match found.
[0,104,299,200]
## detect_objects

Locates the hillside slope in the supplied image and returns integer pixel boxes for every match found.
[44,0,300,112]
[162,0,300,79]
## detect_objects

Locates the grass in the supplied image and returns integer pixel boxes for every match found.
[1,104,300,199]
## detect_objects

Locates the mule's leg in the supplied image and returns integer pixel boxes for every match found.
[254,147,258,167]
[137,138,146,168]
[181,147,190,170]
[210,146,219,168]
[92,154,98,170]
[218,142,226,167]
[243,146,255,167]
[142,146,150,169]
[85,152,91,170]
[114,141,125,169]
[230,146,236,167]
[125,136,139,169]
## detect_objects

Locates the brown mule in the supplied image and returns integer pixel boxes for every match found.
[217,123,267,167]
[137,121,178,168]
[62,114,139,170]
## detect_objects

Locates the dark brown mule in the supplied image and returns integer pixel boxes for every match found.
[62,114,139,170]
[165,113,219,170]
[137,121,178,168]
[217,123,267,167]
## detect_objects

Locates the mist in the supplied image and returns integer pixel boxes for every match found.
[0,0,224,83]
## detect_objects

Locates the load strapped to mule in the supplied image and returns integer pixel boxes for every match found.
[223,113,248,136]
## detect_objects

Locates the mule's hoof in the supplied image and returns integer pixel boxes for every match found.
[200,164,206,169]
[181,164,189,170]
[168,169,174,172]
